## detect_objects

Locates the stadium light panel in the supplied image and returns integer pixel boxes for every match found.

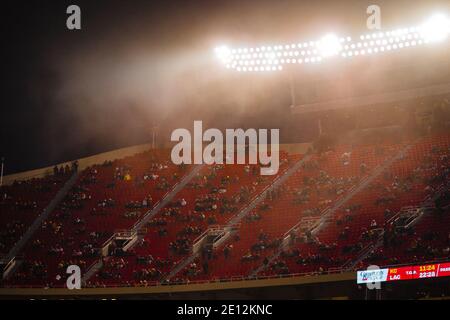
[215,13,449,72]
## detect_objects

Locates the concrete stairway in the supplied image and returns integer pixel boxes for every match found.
[132,164,204,232]
[6,171,80,260]
[342,181,449,271]
[81,164,204,285]
[81,259,104,286]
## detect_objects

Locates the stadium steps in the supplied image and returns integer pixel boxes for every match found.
[251,143,414,276]
[5,170,80,261]
[132,164,204,232]
[82,259,104,286]
[1,258,23,281]
[164,154,313,281]
[81,164,204,285]
[342,181,450,271]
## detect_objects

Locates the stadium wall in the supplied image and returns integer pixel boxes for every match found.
[0,271,354,299]
[2,143,153,185]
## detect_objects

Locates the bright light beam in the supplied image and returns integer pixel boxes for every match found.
[317,34,342,57]
[215,46,232,62]
[420,13,450,43]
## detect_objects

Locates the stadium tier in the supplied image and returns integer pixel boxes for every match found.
[1,132,448,289]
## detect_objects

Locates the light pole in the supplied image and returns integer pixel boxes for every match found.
[0,157,4,187]
[151,126,159,150]
[288,72,296,108]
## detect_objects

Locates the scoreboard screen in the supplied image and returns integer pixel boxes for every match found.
[357,262,450,284]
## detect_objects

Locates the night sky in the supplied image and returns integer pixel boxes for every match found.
[1,0,449,174]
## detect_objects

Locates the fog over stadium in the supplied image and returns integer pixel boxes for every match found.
[2,0,449,174]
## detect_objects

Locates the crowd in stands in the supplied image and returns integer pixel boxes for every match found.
[1,133,449,288]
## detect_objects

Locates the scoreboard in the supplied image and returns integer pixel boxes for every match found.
[357,262,450,284]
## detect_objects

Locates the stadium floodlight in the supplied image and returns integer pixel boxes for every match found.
[215,13,449,72]
[419,13,450,43]
[318,34,342,57]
